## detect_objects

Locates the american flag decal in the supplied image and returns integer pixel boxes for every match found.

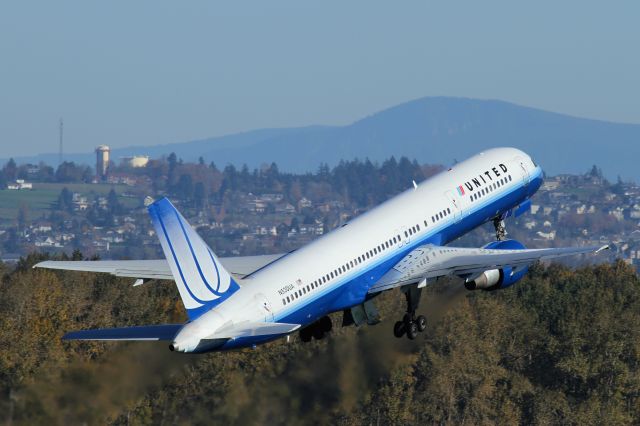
[457,185,465,196]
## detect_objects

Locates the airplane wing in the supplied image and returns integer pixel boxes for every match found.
[33,253,285,281]
[368,243,609,293]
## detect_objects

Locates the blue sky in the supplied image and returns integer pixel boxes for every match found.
[1,1,638,158]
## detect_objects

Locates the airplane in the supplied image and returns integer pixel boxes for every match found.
[35,147,609,353]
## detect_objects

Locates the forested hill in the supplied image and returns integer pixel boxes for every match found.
[9,97,640,180]
[1,255,639,424]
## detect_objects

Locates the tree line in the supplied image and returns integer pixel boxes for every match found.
[0,253,638,424]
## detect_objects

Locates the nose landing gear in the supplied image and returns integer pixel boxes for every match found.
[493,217,507,241]
[393,285,427,340]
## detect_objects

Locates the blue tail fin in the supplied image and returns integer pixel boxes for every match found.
[148,198,240,320]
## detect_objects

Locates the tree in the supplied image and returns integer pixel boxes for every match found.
[2,158,17,181]
[175,174,194,201]
[107,188,121,214]
[194,182,206,208]
[57,187,74,212]
[17,203,28,234]
[55,162,91,183]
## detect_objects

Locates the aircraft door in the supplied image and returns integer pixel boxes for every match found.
[400,226,410,245]
[395,228,406,248]
[254,293,274,322]
[444,191,462,223]
[516,156,530,187]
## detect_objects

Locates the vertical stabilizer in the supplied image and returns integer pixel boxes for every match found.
[148,198,239,319]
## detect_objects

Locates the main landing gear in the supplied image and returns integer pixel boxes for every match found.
[493,217,507,241]
[393,285,427,340]
[299,315,332,342]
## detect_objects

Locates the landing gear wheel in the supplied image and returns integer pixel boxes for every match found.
[416,315,427,332]
[320,316,333,333]
[393,321,406,338]
[300,328,312,343]
[312,326,325,340]
[406,322,419,340]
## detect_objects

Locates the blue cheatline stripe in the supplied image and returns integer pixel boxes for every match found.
[207,247,225,294]
[172,208,224,296]
[272,170,541,322]
[151,205,211,306]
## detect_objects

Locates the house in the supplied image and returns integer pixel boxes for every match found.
[35,237,62,247]
[537,230,556,241]
[609,207,624,221]
[297,197,313,210]
[6,179,33,190]
[276,203,296,214]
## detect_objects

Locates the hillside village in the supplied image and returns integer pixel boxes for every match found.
[0,156,635,267]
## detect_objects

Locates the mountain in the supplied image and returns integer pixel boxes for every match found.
[8,97,640,180]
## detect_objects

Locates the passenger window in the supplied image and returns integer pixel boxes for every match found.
[447,208,451,214]
[424,220,428,227]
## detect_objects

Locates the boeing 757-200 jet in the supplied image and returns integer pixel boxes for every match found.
[35,148,609,353]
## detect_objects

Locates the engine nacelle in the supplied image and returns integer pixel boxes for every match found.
[464,240,529,291]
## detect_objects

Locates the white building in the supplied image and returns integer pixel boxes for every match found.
[6,179,33,190]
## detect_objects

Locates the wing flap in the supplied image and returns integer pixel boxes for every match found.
[63,324,183,341]
[210,321,301,339]
[370,244,609,293]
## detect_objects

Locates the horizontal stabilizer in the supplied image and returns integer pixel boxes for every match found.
[63,324,183,341]
[211,321,300,339]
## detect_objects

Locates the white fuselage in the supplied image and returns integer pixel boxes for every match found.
[173,147,542,351]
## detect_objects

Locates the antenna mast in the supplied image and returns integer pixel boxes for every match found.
[59,118,63,166]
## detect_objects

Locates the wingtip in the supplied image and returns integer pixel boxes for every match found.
[32,261,47,269]
[596,245,610,253]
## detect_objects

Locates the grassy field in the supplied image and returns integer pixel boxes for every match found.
[0,182,138,224]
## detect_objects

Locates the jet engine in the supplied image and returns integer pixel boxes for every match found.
[464,240,529,291]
